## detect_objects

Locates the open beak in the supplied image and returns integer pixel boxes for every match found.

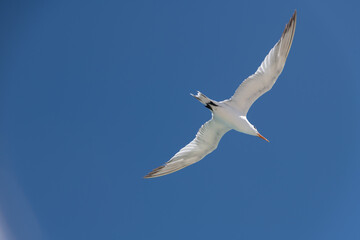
[257,133,269,142]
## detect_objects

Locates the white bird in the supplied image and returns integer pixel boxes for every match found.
[144,11,297,178]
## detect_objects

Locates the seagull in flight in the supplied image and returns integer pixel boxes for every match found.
[144,11,297,178]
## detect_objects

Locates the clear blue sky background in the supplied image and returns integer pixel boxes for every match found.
[1,0,359,239]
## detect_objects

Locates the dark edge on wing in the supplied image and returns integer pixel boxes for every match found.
[282,10,297,38]
[281,10,297,58]
[144,165,165,179]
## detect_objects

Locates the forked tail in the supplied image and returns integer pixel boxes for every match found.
[190,91,218,110]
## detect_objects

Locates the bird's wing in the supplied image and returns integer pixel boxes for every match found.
[227,11,297,115]
[144,117,230,178]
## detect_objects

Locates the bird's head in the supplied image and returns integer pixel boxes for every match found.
[252,125,269,142]
[240,117,270,142]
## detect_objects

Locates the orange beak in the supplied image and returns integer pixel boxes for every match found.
[257,133,270,142]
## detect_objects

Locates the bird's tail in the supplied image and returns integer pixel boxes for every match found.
[190,91,211,106]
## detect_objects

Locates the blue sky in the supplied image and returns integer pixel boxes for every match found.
[1,0,359,239]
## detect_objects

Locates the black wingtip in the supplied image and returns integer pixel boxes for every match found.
[293,10,297,21]
[281,10,297,38]
[144,165,165,179]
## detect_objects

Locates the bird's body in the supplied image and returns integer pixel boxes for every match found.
[212,102,257,136]
[195,96,256,136]
[145,11,297,178]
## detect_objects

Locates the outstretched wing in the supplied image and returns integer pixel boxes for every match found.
[144,117,230,178]
[227,11,297,115]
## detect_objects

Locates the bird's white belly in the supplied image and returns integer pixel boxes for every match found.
[214,105,255,135]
